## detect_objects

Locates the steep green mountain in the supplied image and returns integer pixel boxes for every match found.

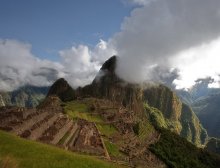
[0,85,49,107]
[78,56,207,146]
[175,80,220,139]
[143,85,207,146]
[150,128,220,168]
[47,78,75,102]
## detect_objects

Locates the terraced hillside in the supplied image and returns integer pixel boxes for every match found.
[1,95,220,168]
[62,98,164,167]
[0,95,166,167]
[0,97,109,159]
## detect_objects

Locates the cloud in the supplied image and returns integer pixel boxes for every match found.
[59,45,98,87]
[173,37,220,89]
[0,39,116,91]
[59,39,117,88]
[0,39,65,91]
[112,0,220,88]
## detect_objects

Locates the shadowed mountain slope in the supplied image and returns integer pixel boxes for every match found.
[47,78,75,102]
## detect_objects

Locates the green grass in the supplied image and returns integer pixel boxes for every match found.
[64,101,103,123]
[104,139,123,158]
[96,124,117,137]
[64,101,118,138]
[0,130,123,168]
[64,101,88,112]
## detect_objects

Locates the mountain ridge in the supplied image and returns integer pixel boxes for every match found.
[0,85,49,107]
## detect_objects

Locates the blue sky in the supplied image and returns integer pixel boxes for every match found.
[0,0,132,60]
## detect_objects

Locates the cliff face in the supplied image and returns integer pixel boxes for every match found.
[143,85,207,146]
[143,85,182,121]
[180,104,207,145]
[78,56,207,146]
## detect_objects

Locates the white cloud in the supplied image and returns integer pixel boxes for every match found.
[0,39,64,91]
[59,45,99,87]
[173,37,220,89]
[112,0,220,88]
[0,39,116,91]
[59,39,117,88]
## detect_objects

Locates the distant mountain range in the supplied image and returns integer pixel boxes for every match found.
[176,81,220,139]
[0,85,49,107]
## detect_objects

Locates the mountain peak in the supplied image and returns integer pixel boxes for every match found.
[92,56,120,85]
[47,78,75,102]
[100,55,117,73]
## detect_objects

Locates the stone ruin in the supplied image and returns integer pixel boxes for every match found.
[0,97,109,159]
[68,119,107,157]
[0,97,166,167]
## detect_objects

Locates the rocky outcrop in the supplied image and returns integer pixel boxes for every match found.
[143,85,182,121]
